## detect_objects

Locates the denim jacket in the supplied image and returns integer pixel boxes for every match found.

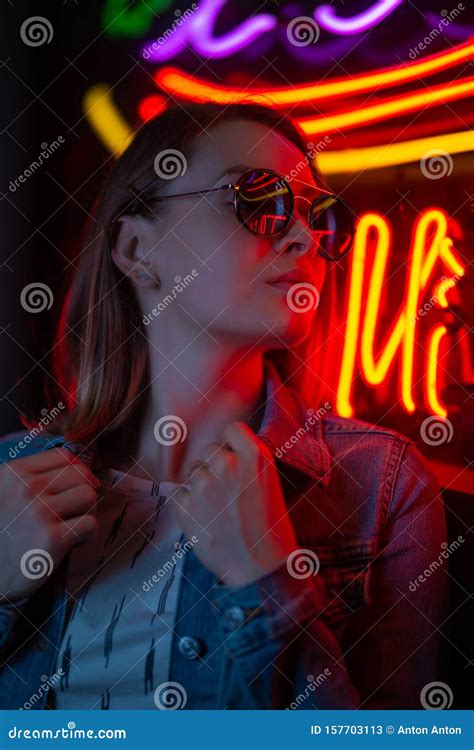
[0,361,448,710]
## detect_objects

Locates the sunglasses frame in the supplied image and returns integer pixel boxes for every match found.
[110,167,354,262]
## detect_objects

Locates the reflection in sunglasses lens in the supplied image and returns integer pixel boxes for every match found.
[310,196,354,260]
[237,170,292,236]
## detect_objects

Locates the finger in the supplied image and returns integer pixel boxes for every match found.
[169,484,193,523]
[26,446,78,473]
[169,483,192,506]
[180,458,213,483]
[45,484,98,520]
[28,446,99,487]
[30,465,100,496]
[56,513,97,549]
[199,441,233,464]
[198,442,235,478]
[221,421,267,460]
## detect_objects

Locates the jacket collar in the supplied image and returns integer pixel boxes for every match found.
[61,359,332,487]
[256,358,332,487]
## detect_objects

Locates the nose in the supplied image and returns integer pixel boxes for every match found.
[271,210,316,258]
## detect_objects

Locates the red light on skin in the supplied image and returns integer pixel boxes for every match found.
[337,209,466,418]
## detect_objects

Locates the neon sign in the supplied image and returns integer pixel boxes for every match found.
[338,209,465,419]
[151,41,474,105]
[315,0,403,35]
[140,0,402,62]
[102,0,174,38]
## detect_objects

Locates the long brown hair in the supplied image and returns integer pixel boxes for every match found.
[24,102,344,461]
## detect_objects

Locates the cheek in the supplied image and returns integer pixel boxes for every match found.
[200,243,262,304]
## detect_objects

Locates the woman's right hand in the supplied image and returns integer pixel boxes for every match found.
[0,446,100,604]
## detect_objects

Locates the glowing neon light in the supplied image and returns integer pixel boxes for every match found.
[315,0,403,35]
[298,78,474,136]
[426,326,449,417]
[337,209,465,418]
[82,85,134,156]
[317,130,474,174]
[82,89,474,173]
[360,214,394,386]
[140,0,402,61]
[138,94,167,123]
[153,41,474,104]
[142,0,276,62]
[102,0,174,38]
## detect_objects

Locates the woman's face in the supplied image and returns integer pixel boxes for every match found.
[129,120,327,350]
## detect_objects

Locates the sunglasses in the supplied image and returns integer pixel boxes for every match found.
[112,167,355,262]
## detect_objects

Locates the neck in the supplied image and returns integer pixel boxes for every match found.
[108,345,269,483]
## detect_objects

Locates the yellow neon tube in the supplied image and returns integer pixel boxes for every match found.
[426,325,449,417]
[83,84,134,156]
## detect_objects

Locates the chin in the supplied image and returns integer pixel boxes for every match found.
[262,314,313,347]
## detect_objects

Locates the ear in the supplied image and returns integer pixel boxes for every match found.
[110,215,146,277]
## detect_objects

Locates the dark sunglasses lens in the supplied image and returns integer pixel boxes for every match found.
[309,195,354,260]
[236,171,292,236]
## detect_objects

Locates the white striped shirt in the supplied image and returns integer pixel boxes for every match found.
[52,467,187,709]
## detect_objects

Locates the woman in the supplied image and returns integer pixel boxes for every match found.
[0,102,448,710]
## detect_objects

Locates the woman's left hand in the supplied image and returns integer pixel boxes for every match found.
[172,421,298,588]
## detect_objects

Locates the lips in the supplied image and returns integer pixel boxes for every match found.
[266,272,312,285]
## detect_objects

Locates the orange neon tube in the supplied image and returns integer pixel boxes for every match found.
[154,41,474,106]
[299,78,474,135]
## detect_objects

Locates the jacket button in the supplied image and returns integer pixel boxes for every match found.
[178,635,204,659]
[222,605,246,631]
[34,637,47,652]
